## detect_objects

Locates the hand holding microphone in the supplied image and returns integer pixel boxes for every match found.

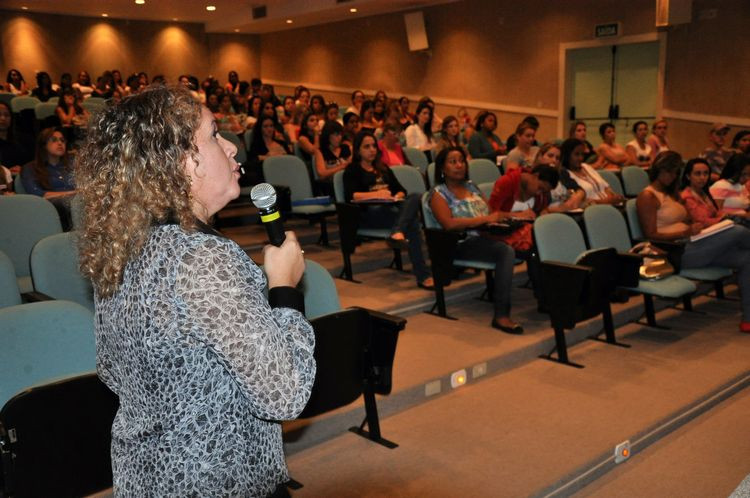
[251,183,305,288]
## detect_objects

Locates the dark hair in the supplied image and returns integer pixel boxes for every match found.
[34,127,70,191]
[515,121,536,137]
[719,153,750,184]
[78,71,92,86]
[247,95,263,118]
[414,102,434,138]
[249,116,284,157]
[0,101,15,142]
[568,120,586,138]
[632,120,648,133]
[310,94,326,112]
[434,146,468,185]
[6,68,24,85]
[251,77,262,87]
[560,138,585,170]
[532,164,559,189]
[475,111,497,133]
[238,81,250,96]
[383,120,402,134]
[681,157,717,209]
[299,110,317,141]
[320,120,344,152]
[35,71,53,90]
[352,130,385,174]
[57,88,84,114]
[440,116,459,144]
[360,99,375,120]
[649,151,683,197]
[324,102,339,120]
[351,90,364,102]
[522,115,540,129]
[398,96,409,106]
[59,73,73,91]
[599,122,615,138]
[731,130,750,151]
[343,112,359,127]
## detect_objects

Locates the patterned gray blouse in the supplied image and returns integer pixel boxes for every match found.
[95,224,316,497]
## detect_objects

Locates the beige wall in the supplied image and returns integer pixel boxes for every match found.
[0,10,260,86]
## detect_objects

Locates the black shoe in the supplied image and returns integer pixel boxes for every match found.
[386,236,409,250]
[491,320,524,335]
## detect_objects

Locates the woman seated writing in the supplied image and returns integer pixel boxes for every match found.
[561,138,624,205]
[343,131,433,290]
[315,121,351,186]
[378,121,410,168]
[21,128,75,199]
[468,111,505,162]
[533,142,586,212]
[708,153,750,221]
[505,122,539,171]
[434,116,469,159]
[637,151,750,332]
[680,158,728,227]
[428,146,523,334]
[626,121,652,168]
[594,122,628,170]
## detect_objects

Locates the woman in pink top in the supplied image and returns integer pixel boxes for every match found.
[680,158,725,228]
[378,121,410,167]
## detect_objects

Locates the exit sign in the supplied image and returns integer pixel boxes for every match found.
[595,22,622,38]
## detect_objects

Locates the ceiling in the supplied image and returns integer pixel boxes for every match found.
[0,0,459,34]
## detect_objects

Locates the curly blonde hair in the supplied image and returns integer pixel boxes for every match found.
[76,85,201,298]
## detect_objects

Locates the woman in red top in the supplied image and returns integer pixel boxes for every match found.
[680,157,725,228]
[378,121,410,167]
[488,166,559,218]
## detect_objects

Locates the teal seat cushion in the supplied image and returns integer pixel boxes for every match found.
[17,275,33,294]
[454,259,494,271]
[679,266,733,281]
[626,275,696,298]
[357,228,391,239]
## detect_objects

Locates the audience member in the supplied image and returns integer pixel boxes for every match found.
[569,120,595,158]
[346,90,365,115]
[626,120,653,168]
[427,146,522,334]
[359,99,382,134]
[434,115,468,159]
[58,73,73,94]
[731,130,750,156]
[214,94,243,134]
[373,99,386,124]
[647,119,670,161]
[702,123,733,181]
[281,96,295,124]
[488,164,558,218]
[374,90,387,103]
[505,116,539,151]
[56,88,90,141]
[680,158,726,228]
[73,70,95,98]
[324,102,341,126]
[404,102,435,159]
[418,97,442,133]
[296,111,319,164]
[594,122,628,170]
[31,71,58,102]
[398,96,414,127]
[468,111,505,161]
[505,121,540,171]
[225,70,240,94]
[5,68,28,95]
[0,101,30,171]
[636,151,750,332]
[314,120,351,186]
[246,95,263,128]
[247,116,291,184]
[250,77,262,96]
[708,154,750,216]
[342,112,360,146]
[310,94,326,123]
[561,138,623,205]
[21,127,75,198]
[378,121,410,167]
[534,142,585,212]
[260,83,282,108]
[284,104,307,143]
[343,131,433,290]
[295,86,310,107]
[111,69,126,95]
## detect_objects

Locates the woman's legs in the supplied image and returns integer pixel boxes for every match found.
[682,225,750,320]
[455,236,515,320]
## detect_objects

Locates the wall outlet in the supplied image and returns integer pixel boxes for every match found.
[425,379,441,397]
[472,362,487,379]
[614,440,631,464]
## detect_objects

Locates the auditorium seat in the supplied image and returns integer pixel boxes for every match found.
[219,130,247,166]
[390,165,427,196]
[468,158,501,185]
[403,146,428,175]
[598,169,624,196]
[621,166,650,197]
[30,231,94,311]
[0,250,22,309]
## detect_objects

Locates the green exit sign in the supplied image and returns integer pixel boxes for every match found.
[595,22,621,38]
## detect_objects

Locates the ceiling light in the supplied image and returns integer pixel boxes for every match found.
[172,17,178,21]
[350,8,358,13]
[21,6,28,9]
[102,13,109,17]
[285,19,293,24]
[234,29,240,32]
[206,5,216,11]
[135,0,145,4]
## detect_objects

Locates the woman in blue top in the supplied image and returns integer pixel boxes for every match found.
[21,127,75,198]
[428,146,522,334]
[468,111,506,161]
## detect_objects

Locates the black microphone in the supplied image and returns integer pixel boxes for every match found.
[250,183,286,247]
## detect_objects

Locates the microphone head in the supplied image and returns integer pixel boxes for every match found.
[250,183,277,210]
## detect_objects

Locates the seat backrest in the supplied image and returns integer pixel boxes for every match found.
[0,195,63,279]
[583,204,632,252]
[625,198,645,240]
[468,158,500,185]
[0,250,22,308]
[390,165,426,195]
[85,97,106,106]
[420,190,443,229]
[0,301,95,407]
[426,162,436,188]
[403,146,428,173]
[81,100,104,114]
[243,129,253,150]
[299,259,341,319]
[10,96,40,113]
[0,373,118,497]
[0,92,15,107]
[263,155,313,200]
[34,102,58,120]
[31,232,94,311]
[621,166,650,196]
[219,131,247,165]
[299,308,369,418]
[533,213,587,264]
[333,169,346,203]
[13,173,25,194]
[598,170,624,196]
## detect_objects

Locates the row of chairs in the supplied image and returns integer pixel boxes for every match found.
[0,93,106,114]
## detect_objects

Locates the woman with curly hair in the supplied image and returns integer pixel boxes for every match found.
[76,85,315,496]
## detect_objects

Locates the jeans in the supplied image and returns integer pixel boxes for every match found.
[681,225,750,320]
[359,193,431,283]
[455,235,515,318]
